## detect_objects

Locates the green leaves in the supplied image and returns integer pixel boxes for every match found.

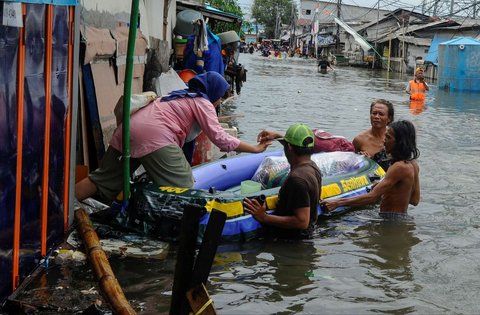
[251,0,295,38]
[208,0,244,34]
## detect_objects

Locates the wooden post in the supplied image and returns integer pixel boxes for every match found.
[190,210,226,286]
[170,207,226,315]
[170,204,202,315]
[186,284,217,315]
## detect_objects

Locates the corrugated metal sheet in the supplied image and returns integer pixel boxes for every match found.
[438,37,480,92]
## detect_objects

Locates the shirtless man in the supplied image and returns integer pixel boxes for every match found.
[322,120,420,219]
[353,99,394,171]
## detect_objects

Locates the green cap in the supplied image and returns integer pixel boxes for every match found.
[279,123,314,148]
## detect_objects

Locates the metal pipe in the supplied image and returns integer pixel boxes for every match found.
[13,3,27,291]
[41,4,54,256]
[68,5,81,227]
[122,0,140,205]
[63,6,74,234]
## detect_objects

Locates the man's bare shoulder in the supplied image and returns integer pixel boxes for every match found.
[353,129,371,142]
[388,160,416,177]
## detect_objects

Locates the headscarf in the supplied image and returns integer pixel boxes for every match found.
[161,71,230,103]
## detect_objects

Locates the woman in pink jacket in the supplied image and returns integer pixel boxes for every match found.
[75,71,270,202]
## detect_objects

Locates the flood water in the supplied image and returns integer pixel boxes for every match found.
[103,54,480,313]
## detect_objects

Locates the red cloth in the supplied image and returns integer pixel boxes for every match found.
[312,129,355,153]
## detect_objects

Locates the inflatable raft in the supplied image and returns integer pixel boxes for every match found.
[119,151,384,242]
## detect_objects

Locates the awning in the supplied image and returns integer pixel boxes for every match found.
[177,1,242,24]
[3,0,78,4]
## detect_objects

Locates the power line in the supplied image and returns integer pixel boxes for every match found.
[420,0,479,18]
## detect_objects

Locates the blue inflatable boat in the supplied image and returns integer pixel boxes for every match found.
[122,151,384,242]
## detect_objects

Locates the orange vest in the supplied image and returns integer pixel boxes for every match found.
[409,80,426,101]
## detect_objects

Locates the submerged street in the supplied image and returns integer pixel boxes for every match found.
[121,54,480,314]
[205,54,480,314]
[15,53,480,314]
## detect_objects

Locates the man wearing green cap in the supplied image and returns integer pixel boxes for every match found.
[244,124,322,239]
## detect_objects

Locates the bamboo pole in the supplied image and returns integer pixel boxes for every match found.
[75,209,136,315]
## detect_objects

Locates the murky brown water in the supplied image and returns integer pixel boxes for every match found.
[128,54,480,314]
[14,53,480,314]
[198,54,480,314]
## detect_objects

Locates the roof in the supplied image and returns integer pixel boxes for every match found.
[372,20,456,43]
[177,1,242,24]
[439,37,480,46]
[402,36,432,46]
[297,18,311,27]
[355,8,429,32]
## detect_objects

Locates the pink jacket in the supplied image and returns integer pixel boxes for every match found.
[110,97,240,158]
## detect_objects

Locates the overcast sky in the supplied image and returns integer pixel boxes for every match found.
[237,0,426,16]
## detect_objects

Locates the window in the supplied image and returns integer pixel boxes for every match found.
[306,9,311,15]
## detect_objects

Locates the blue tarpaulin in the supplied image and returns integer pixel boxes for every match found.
[3,0,78,5]
[0,3,71,299]
[184,28,224,76]
[425,33,453,65]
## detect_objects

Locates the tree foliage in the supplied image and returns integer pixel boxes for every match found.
[251,0,295,39]
[208,0,244,35]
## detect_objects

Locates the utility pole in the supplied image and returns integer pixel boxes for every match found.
[400,18,405,74]
[336,0,341,52]
[275,5,280,39]
[290,1,295,48]
[373,0,380,69]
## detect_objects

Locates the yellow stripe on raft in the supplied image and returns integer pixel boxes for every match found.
[375,166,385,176]
[205,196,280,218]
[161,165,383,218]
[205,200,244,217]
[159,186,189,194]
[266,196,278,210]
[321,184,342,199]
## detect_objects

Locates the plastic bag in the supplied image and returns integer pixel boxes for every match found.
[251,156,289,189]
[251,152,366,188]
[114,91,158,126]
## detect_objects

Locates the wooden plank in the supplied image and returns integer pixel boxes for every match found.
[169,204,202,315]
[190,210,226,286]
[82,63,105,169]
[78,66,90,167]
[186,283,217,315]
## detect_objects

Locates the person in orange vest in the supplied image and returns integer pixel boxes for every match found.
[406,67,429,101]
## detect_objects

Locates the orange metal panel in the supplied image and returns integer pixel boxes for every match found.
[41,5,54,256]
[13,4,27,291]
[63,6,74,233]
